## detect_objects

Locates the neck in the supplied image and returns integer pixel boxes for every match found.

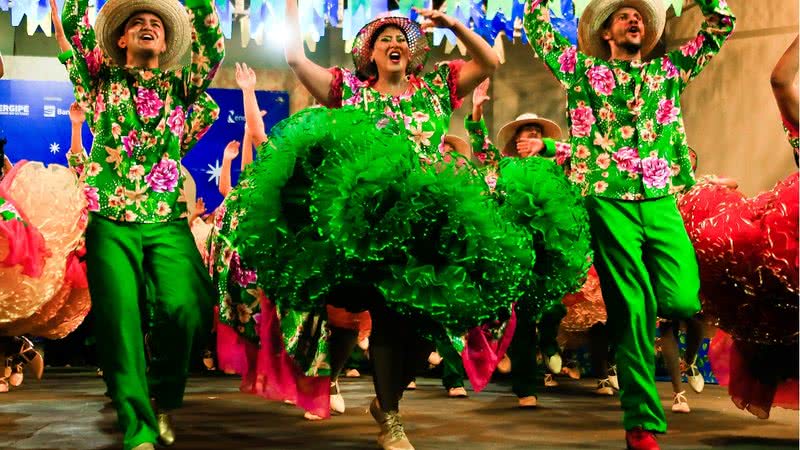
[126,52,160,69]
[609,45,642,62]
[373,70,408,95]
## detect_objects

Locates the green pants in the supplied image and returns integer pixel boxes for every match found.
[436,341,466,389]
[85,214,214,449]
[507,302,565,398]
[585,196,700,433]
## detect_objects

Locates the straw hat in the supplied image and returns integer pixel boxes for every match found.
[95,0,191,69]
[577,0,667,60]
[443,135,472,160]
[496,113,562,156]
[351,16,429,79]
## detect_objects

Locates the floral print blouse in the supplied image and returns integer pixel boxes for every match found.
[524,0,735,200]
[328,61,465,163]
[60,0,224,223]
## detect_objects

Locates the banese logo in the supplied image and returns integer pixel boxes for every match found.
[227,109,245,124]
[43,105,71,118]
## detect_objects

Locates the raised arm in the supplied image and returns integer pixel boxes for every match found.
[665,0,735,88]
[219,141,240,197]
[67,102,89,175]
[178,0,225,105]
[771,36,799,129]
[59,0,106,110]
[285,0,334,106]
[523,0,586,89]
[242,110,265,170]
[50,0,71,52]
[181,92,220,156]
[465,79,504,166]
[416,9,500,98]
[235,63,268,148]
[0,51,4,79]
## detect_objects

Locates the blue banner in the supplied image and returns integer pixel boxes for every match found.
[0,80,289,211]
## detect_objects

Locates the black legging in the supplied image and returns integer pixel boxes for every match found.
[369,303,435,412]
[327,326,359,387]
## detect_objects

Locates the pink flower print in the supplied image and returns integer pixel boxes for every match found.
[135,88,164,119]
[376,118,390,129]
[214,205,227,229]
[641,156,671,189]
[484,173,498,190]
[85,48,103,77]
[122,130,140,157]
[555,142,572,165]
[558,47,577,74]
[84,186,100,211]
[476,152,488,163]
[656,99,679,125]
[612,147,642,174]
[661,58,679,79]
[167,106,186,137]
[595,153,611,170]
[145,158,179,193]
[680,35,705,57]
[230,251,258,287]
[586,65,616,96]
[383,106,397,120]
[570,105,596,138]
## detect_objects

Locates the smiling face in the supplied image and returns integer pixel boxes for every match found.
[601,6,646,57]
[370,25,411,78]
[117,11,168,64]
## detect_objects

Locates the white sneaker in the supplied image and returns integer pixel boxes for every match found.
[544,373,558,387]
[330,381,345,414]
[518,396,538,408]
[671,391,691,413]
[594,378,614,396]
[686,364,705,393]
[544,353,562,374]
[607,365,619,390]
[344,368,361,378]
[406,380,417,390]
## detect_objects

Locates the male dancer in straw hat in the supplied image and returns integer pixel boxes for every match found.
[57,0,224,447]
[523,0,734,448]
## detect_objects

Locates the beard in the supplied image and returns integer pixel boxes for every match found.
[620,40,642,54]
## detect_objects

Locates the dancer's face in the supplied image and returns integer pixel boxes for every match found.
[602,7,645,56]
[515,124,543,143]
[118,12,168,63]
[371,26,411,78]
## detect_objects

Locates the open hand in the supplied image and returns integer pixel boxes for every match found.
[223,140,241,160]
[194,198,207,217]
[69,102,86,125]
[414,8,458,31]
[472,78,491,109]
[235,63,257,91]
[516,138,545,158]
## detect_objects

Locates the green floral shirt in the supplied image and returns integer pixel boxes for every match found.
[329,61,465,163]
[524,0,735,200]
[60,0,224,223]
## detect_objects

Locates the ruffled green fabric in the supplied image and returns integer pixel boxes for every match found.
[212,106,533,344]
[495,157,593,318]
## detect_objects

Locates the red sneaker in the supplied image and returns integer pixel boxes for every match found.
[626,428,660,450]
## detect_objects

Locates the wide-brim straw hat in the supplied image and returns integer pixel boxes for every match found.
[443,135,472,160]
[577,0,667,60]
[496,113,562,156]
[95,0,191,69]
[351,16,429,79]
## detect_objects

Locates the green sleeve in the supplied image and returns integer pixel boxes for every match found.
[665,0,736,89]
[464,115,503,166]
[523,0,587,89]
[177,0,226,105]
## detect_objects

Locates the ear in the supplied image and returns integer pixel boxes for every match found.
[601,29,612,42]
[117,34,128,49]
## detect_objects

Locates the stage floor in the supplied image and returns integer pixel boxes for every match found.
[1,370,797,449]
